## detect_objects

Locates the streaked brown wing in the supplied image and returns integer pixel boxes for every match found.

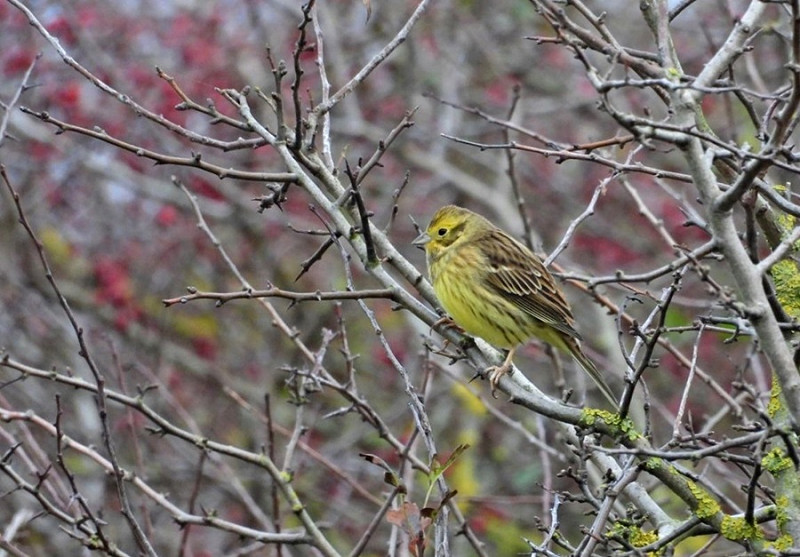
[478,229,581,340]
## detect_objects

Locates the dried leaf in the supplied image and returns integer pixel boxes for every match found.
[360,452,402,487]
[363,0,372,22]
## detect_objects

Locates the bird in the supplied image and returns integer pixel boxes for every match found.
[413,204,618,409]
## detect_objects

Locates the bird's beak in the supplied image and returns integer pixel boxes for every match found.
[412,231,430,250]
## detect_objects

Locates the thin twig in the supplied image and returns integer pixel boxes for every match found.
[1,166,157,557]
[162,286,398,307]
[0,51,41,148]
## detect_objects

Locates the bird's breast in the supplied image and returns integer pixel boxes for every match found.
[430,247,530,348]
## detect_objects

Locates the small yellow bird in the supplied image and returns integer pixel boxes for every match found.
[414,205,618,409]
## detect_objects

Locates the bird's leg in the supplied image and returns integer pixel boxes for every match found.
[486,347,516,398]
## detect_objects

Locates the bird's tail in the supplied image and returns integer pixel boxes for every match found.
[563,337,619,411]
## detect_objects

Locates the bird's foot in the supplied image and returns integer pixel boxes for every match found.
[486,361,513,398]
[431,316,465,335]
[431,316,467,351]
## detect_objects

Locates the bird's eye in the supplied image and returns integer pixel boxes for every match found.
[437,227,447,237]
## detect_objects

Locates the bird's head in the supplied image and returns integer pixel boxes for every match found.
[412,205,485,259]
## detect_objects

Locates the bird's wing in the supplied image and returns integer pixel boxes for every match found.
[479,229,581,340]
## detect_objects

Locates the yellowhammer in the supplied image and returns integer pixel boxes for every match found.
[414,204,618,409]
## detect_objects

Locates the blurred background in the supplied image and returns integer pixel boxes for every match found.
[0,1,785,555]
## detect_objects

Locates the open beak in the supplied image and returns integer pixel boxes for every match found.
[412,231,430,250]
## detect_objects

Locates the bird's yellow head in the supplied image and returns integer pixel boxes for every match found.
[413,205,488,261]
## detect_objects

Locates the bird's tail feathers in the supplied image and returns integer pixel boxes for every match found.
[566,339,619,411]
